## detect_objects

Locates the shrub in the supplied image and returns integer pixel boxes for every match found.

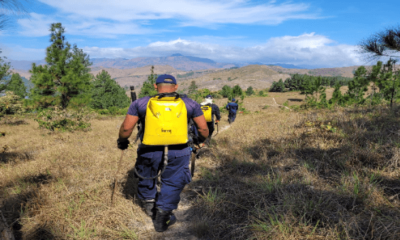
[34,108,93,132]
[0,91,25,118]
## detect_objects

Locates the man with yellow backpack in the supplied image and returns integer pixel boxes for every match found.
[117,74,209,232]
[200,95,221,144]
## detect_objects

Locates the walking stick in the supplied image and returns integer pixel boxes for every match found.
[111,150,125,206]
[214,122,219,137]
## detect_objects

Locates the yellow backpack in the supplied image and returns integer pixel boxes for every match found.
[201,104,213,122]
[142,94,188,146]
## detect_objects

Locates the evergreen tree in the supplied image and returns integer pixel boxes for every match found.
[232,85,243,97]
[329,82,344,106]
[188,80,198,95]
[5,73,26,98]
[220,85,232,98]
[346,66,369,104]
[30,23,92,109]
[370,60,400,108]
[246,86,255,96]
[360,27,400,58]
[269,79,285,92]
[91,70,130,109]
[139,65,158,98]
[0,54,11,93]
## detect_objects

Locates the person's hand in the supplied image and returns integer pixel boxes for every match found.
[215,120,220,124]
[117,138,130,150]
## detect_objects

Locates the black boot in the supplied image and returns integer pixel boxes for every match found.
[140,199,155,218]
[154,207,176,232]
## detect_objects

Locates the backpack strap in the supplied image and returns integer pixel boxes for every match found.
[154,92,180,99]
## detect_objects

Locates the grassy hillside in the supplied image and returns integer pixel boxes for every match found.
[179,65,291,91]
[2,93,400,239]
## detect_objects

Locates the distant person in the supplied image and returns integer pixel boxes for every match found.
[226,98,239,124]
[117,74,208,232]
[200,95,221,143]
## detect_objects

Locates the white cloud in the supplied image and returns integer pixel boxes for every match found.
[37,0,320,26]
[2,33,364,68]
[82,33,363,67]
[17,13,157,37]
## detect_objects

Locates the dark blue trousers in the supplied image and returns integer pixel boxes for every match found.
[135,145,191,211]
[207,122,215,137]
[229,112,237,123]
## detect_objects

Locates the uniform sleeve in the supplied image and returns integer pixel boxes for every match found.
[189,99,204,118]
[213,104,221,120]
[127,100,139,116]
[226,103,230,110]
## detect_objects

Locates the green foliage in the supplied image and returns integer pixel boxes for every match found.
[177,71,194,78]
[5,73,27,98]
[232,85,243,97]
[219,85,232,98]
[370,60,400,108]
[30,23,92,109]
[269,79,285,92]
[0,91,25,118]
[34,108,92,132]
[269,74,352,93]
[346,66,369,104]
[188,80,198,95]
[139,65,158,98]
[246,86,255,96]
[91,70,130,110]
[329,82,345,106]
[0,54,11,93]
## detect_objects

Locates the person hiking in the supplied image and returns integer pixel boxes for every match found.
[200,95,221,144]
[117,74,209,232]
[226,98,239,124]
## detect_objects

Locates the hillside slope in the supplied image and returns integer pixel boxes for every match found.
[179,65,291,91]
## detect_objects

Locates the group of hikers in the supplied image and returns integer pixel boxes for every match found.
[117,74,238,232]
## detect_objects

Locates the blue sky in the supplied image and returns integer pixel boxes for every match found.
[0,0,398,67]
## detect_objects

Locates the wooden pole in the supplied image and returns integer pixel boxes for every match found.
[111,150,125,207]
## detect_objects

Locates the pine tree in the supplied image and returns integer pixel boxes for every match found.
[91,70,130,109]
[30,23,92,109]
[246,86,255,96]
[6,73,26,98]
[220,85,232,98]
[346,66,369,104]
[329,82,344,106]
[232,85,243,96]
[371,60,400,108]
[0,54,11,93]
[139,65,158,98]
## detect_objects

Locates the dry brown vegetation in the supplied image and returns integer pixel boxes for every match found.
[180,65,291,91]
[1,93,400,239]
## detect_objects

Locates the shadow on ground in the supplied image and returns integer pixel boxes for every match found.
[0,173,57,240]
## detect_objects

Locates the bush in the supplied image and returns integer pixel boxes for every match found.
[34,108,93,132]
[246,86,255,96]
[0,91,25,118]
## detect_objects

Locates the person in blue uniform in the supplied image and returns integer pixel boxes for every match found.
[200,95,221,140]
[117,74,209,232]
[226,98,239,124]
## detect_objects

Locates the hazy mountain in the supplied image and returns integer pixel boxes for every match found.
[90,54,236,71]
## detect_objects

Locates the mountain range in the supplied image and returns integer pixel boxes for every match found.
[8,54,312,73]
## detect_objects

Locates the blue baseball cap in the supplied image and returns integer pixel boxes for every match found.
[206,95,212,99]
[156,74,177,84]
[232,98,236,102]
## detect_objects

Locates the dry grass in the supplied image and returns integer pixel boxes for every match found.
[189,103,400,239]
[1,93,400,239]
